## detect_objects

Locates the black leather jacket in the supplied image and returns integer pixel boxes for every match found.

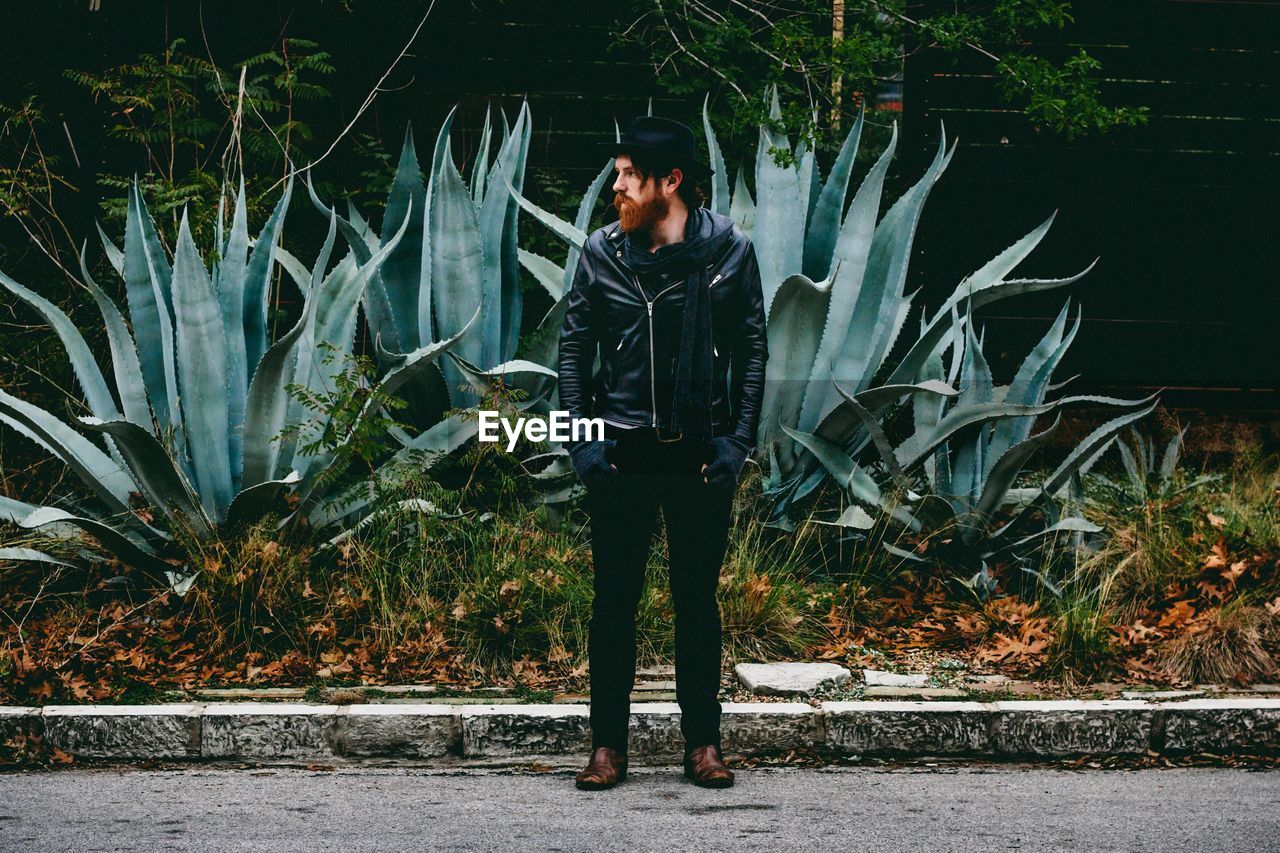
[557,208,769,449]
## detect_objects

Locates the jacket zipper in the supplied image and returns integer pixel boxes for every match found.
[631,269,725,427]
[636,275,682,426]
[710,272,722,355]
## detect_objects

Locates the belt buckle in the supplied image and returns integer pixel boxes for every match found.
[656,426,683,444]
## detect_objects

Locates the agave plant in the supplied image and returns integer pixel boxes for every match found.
[1089,424,1216,505]
[333,101,621,505]
[0,181,473,579]
[275,101,581,520]
[718,87,1134,524]
[782,303,1156,581]
[916,307,1158,538]
[301,101,560,420]
[712,88,1162,541]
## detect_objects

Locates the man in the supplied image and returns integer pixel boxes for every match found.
[557,115,769,790]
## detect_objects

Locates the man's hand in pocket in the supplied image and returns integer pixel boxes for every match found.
[701,436,750,488]
[570,438,618,489]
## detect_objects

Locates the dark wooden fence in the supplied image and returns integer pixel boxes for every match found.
[900,0,1280,405]
[2,0,672,203]
[5,0,1277,405]
[310,0,681,187]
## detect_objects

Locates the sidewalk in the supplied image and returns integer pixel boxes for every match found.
[5,697,1278,765]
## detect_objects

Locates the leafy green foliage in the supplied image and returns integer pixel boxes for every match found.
[344,131,396,205]
[617,0,1148,166]
[0,98,75,227]
[996,49,1149,141]
[281,342,411,495]
[65,37,336,245]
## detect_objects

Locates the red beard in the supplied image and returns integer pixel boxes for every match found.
[614,190,669,234]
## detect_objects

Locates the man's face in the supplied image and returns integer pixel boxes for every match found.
[612,153,677,234]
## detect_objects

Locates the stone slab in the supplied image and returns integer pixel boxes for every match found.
[864,686,967,700]
[0,706,41,731]
[614,703,824,758]
[461,704,592,756]
[824,701,990,756]
[1216,685,1280,695]
[619,704,685,757]
[192,688,309,700]
[735,663,851,697]
[459,701,823,758]
[1082,683,1130,696]
[43,704,200,760]
[963,680,1039,695]
[201,703,340,760]
[408,696,524,705]
[364,685,441,696]
[963,675,1013,685]
[13,698,1280,762]
[1161,698,1280,754]
[863,670,929,688]
[989,700,1154,757]
[1120,690,1203,701]
[333,704,459,758]
[720,703,821,756]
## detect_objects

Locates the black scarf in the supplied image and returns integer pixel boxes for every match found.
[622,207,735,442]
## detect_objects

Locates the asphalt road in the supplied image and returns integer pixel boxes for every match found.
[1,763,1277,852]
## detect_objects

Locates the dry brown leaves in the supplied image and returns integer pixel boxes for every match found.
[973,597,1054,667]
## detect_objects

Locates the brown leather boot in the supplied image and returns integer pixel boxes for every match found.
[683,744,734,788]
[575,746,628,790]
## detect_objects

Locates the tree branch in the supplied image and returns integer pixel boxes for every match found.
[264,0,439,194]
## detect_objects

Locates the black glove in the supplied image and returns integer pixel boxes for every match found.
[569,438,618,490]
[702,435,751,488]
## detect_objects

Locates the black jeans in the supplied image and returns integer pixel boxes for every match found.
[583,423,736,757]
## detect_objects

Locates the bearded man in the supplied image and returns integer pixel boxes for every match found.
[557,115,769,790]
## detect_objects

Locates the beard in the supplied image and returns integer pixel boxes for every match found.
[614,190,669,234]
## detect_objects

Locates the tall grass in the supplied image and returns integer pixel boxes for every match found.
[1074,448,1279,613]
[1039,445,1280,680]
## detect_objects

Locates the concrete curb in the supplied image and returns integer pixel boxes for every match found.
[5,699,1279,764]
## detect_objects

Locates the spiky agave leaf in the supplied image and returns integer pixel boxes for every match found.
[121,184,182,440]
[477,100,532,364]
[14,506,173,577]
[0,272,121,423]
[171,209,233,523]
[79,417,211,538]
[758,272,835,486]
[793,124,898,440]
[753,84,807,312]
[78,247,150,427]
[702,93,730,218]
